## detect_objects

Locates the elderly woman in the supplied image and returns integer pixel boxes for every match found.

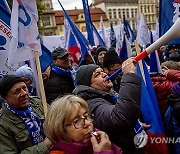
[44,95,122,154]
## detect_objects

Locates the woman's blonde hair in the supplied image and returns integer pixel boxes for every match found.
[44,95,88,143]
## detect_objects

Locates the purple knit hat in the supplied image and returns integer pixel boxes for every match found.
[173,82,180,95]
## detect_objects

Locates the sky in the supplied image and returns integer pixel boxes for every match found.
[52,0,92,10]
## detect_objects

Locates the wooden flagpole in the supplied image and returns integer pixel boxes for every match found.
[35,51,48,116]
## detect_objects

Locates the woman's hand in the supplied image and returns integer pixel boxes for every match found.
[91,131,111,152]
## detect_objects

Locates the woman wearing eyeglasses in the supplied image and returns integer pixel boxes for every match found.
[44,95,122,154]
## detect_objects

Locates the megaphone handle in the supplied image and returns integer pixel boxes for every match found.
[106,67,122,81]
[133,50,148,63]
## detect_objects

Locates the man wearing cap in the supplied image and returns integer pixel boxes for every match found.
[0,75,52,153]
[103,47,123,93]
[73,57,142,153]
[45,47,75,104]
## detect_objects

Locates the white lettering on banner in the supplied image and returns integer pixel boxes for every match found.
[173,2,180,22]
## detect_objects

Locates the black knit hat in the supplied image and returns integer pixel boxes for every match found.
[103,47,122,68]
[0,75,24,98]
[95,46,107,56]
[76,64,99,86]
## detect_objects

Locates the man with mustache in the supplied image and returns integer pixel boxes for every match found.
[0,75,52,153]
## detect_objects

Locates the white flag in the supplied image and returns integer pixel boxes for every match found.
[100,16,106,44]
[136,13,150,47]
[8,0,41,64]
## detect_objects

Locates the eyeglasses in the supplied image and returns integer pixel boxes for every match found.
[66,114,94,129]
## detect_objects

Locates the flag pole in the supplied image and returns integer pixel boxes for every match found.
[35,51,48,116]
[134,41,145,75]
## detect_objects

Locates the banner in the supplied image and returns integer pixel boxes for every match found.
[0,3,24,76]
[42,25,123,53]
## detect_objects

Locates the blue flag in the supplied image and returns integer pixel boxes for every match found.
[39,44,52,72]
[58,0,89,59]
[123,19,136,43]
[82,0,95,46]
[149,30,162,74]
[136,60,168,153]
[159,0,180,45]
[82,0,105,46]
[110,23,116,48]
[119,35,128,61]
[0,0,11,14]
[92,24,106,47]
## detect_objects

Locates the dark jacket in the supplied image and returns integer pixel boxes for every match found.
[165,85,180,154]
[73,73,142,153]
[168,90,180,122]
[45,68,75,104]
[0,97,49,154]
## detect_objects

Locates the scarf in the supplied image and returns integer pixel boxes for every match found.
[53,140,93,154]
[53,139,122,154]
[52,65,76,87]
[5,103,45,145]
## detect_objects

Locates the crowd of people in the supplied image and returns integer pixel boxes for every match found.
[0,44,179,154]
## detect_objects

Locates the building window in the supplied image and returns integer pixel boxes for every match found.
[140,6,143,13]
[126,9,129,18]
[122,9,125,18]
[135,8,137,15]
[59,25,63,32]
[42,16,51,26]
[151,5,154,12]
[118,9,121,18]
[46,3,50,9]
[131,9,134,18]
[109,9,112,19]
[132,23,135,31]
[113,9,117,19]
[81,14,84,19]
[144,5,147,13]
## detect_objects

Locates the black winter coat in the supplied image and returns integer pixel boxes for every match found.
[73,73,142,153]
[45,69,75,104]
